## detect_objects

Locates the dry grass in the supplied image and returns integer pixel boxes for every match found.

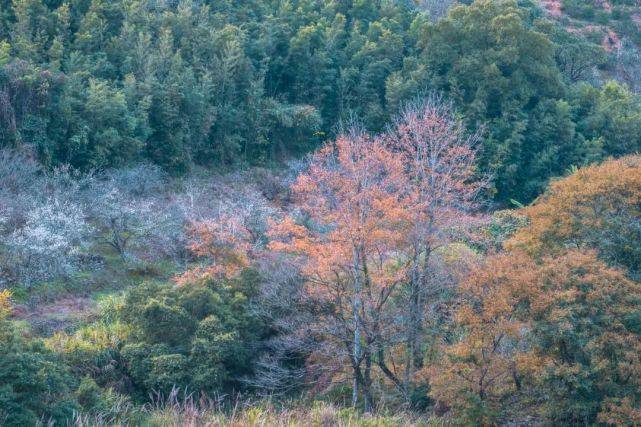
[71,388,444,427]
[138,406,437,427]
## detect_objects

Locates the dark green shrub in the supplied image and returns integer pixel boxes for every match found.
[119,270,267,397]
[0,321,79,425]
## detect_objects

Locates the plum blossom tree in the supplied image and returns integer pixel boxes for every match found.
[616,38,641,93]
[91,187,158,259]
[87,165,179,262]
[0,149,42,236]
[0,153,94,287]
[1,196,92,287]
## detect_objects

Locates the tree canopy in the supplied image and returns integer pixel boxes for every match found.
[1,0,641,203]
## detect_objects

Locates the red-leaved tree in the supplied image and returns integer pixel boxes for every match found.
[177,214,252,285]
[269,129,412,410]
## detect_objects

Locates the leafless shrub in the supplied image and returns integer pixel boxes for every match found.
[616,38,641,93]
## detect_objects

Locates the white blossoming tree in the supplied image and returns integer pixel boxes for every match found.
[2,197,92,287]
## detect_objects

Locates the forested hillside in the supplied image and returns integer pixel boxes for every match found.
[2,0,641,201]
[1,1,641,426]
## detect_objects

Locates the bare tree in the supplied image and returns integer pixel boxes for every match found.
[87,165,178,261]
[385,96,486,394]
[248,254,313,395]
[616,38,641,93]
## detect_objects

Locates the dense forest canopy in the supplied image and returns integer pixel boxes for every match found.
[1,0,641,202]
[1,0,641,426]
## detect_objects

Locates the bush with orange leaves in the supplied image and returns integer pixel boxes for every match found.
[428,251,542,424]
[508,155,641,279]
[177,214,253,285]
[431,248,641,425]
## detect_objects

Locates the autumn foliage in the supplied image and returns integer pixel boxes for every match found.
[4,0,641,423]
[428,251,540,423]
[269,131,411,287]
[269,130,413,409]
[508,155,641,278]
[171,118,641,421]
[177,215,253,285]
[429,156,641,423]
[431,249,641,424]
[0,289,11,320]
[263,96,487,409]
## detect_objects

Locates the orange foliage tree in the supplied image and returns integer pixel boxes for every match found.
[433,158,641,424]
[429,251,541,424]
[269,130,413,409]
[177,214,253,285]
[508,155,641,278]
[431,249,641,425]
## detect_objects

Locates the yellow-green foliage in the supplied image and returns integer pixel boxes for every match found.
[47,294,131,357]
[0,289,11,317]
[47,321,132,356]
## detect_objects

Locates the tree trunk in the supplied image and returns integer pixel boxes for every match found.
[352,246,363,408]
[411,278,424,370]
[363,350,373,413]
[404,246,430,401]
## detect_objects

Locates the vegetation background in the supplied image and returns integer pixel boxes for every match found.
[1,0,641,425]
